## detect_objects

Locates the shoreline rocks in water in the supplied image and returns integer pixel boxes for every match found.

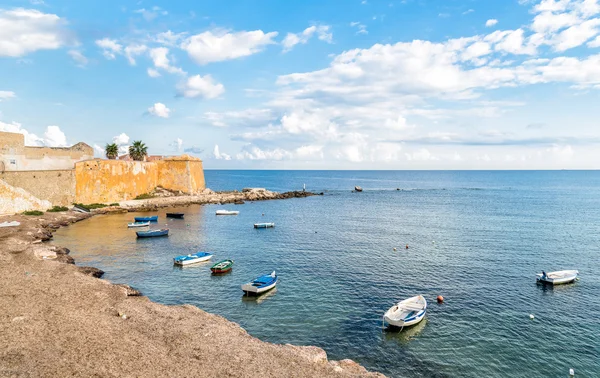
[0,191,382,377]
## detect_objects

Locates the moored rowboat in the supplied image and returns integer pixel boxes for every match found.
[210,259,234,273]
[136,228,169,238]
[216,210,239,215]
[536,270,578,285]
[241,271,277,295]
[254,222,275,228]
[134,215,158,222]
[173,252,213,266]
[384,295,427,328]
[166,213,184,219]
[128,221,150,228]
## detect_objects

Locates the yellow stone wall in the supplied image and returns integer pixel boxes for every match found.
[74,156,205,204]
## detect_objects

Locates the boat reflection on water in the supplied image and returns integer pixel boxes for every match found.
[241,288,278,305]
[383,318,427,345]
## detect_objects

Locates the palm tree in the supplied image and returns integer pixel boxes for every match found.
[105,143,119,160]
[129,140,148,161]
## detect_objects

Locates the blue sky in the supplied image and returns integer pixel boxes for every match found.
[1,0,600,169]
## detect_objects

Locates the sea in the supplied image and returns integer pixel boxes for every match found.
[53,170,600,377]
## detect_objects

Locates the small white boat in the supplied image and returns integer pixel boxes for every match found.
[173,252,213,266]
[536,270,578,285]
[384,295,427,328]
[241,271,278,295]
[216,210,239,215]
[128,222,150,228]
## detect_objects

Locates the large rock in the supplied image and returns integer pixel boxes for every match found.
[78,266,104,278]
[116,284,142,296]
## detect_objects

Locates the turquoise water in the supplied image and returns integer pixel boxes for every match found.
[54,171,600,377]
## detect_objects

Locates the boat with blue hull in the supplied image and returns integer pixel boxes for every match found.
[136,228,169,238]
[384,295,427,329]
[173,252,213,266]
[241,271,277,295]
[134,215,158,222]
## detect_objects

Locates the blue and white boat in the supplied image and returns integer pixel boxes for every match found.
[536,270,578,285]
[254,222,275,229]
[384,295,427,328]
[134,215,158,222]
[128,221,150,228]
[241,271,277,295]
[173,252,213,266]
[136,228,169,238]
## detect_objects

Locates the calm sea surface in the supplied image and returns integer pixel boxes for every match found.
[53,171,600,377]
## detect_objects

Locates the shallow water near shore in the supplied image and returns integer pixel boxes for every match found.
[54,171,600,377]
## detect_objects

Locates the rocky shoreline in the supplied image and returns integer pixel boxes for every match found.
[0,191,383,377]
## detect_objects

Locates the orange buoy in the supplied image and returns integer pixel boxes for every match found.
[437,295,444,304]
[405,244,409,249]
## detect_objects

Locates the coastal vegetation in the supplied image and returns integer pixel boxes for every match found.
[104,143,119,159]
[134,193,155,200]
[129,140,148,161]
[22,210,44,216]
[73,203,109,211]
[47,206,69,212]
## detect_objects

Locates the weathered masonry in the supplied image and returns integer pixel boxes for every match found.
[0,131,93,171]
[0,131,206,214]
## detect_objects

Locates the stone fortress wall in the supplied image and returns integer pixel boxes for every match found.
[0,131,206,214]
[0,131,94,171]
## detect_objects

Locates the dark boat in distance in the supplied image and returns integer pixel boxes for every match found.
[166,213,184,219]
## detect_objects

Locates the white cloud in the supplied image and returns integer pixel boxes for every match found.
[204,108,274,127]
[147,102,171,118]
[350,21,368,35]
[551,18,600,51]
[96,38,122,59]
[181,29,278,65]
[124,44,147,65]
[112,133,130,155]
[43,125,67,147]
[171,138,183,151]
[154,30,187,46]
[147,68,161,78]
[236,145,291,160]
[486,19,499,27]
[93,144,104,157]
[0,91,16,101]
[0,121,69,147]
[68,49,88,67]
[134,6,167,21]
[0,8,71,57]
[178,74,225,99]
[149,47,185,75]
[282,25,332,52]
[213,144,231,160]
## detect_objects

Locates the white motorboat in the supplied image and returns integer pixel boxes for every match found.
[384,295,427,328]
[241,271,277,295]
[536,270,578,285]
[216,210,239,215]
[173,252,213,266]
[128,221,150,228]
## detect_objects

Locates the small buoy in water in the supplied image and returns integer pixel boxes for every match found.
[569,368,574,376]
[529,314,535,320]
[262,213,264,216]
[437,295,444,304]
[405,244,409,249]
[393,247,397,251]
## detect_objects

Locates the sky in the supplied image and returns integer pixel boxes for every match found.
[1,0,600,169]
